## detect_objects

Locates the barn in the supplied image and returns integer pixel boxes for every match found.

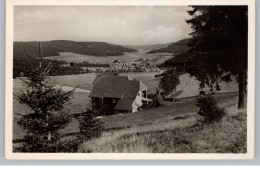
[89,75,149,115]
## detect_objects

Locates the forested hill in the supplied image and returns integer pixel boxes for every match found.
[14,40,137,58]
[125,42,173,51]
[147,38,190,54]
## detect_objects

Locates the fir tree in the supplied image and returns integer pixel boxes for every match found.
[186,6,248,108]
[78,109,104,140]
[159,69,180,97]
[14,43,75,152]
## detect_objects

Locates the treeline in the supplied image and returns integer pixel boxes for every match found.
[74,61,109,68]
[147,38,190,54]
[13,56,90,78]
[14,40,137,58]
[159,53,191,68]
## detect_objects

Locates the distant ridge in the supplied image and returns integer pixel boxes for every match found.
[147,38,190,54]
[125,42,174,51]
[14,40,137,58]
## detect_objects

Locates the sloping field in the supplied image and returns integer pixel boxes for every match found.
[12,72,238,140]
[46,51,171,64]
[174,73,238,98]
[101,92,239,130]
[119,72,238,96]
[48,73,97,90]
[79,110,246,153]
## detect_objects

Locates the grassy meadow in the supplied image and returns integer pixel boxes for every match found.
[79,107,247,153]
[13,72,238,140]
[46,51,172,65]
[13,72,245,153]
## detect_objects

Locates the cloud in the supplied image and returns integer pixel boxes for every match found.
[14,6,192,45]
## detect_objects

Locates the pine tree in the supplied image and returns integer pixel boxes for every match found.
[186,6,248,108]
[159,69,180,97]
[78,109,104,140]
[14,43,75,152]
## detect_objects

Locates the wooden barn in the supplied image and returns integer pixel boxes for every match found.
[89,75,150,115]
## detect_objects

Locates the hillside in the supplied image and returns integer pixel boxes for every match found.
[79,93,246,153]
[147,38,190,54]
[13,40,137,58]
[159,52,190,68]
[12,72,238,140]
[125,42,173,51]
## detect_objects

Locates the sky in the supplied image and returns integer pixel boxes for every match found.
[14,6,192,45]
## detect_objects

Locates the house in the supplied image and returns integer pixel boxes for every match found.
[89,75,150,115]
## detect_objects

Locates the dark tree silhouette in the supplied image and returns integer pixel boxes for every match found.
[186,6,248,108]
[159,69,180,97]
[78,109,104,140]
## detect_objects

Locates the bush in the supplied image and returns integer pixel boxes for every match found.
[79,109,104,140]
[196,93,225,123]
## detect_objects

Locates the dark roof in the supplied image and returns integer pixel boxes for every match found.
[114,98,135,111]
[89,75,147,99]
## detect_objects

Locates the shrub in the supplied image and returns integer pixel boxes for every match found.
[196,93,225,123]
[78,109,104,140]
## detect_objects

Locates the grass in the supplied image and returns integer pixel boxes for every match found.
[101,92,238,129]
[79,109,247,153]
[13,74,246,153]
[12,72,238,140]
[13,83,239,140]
[46,51,171,64]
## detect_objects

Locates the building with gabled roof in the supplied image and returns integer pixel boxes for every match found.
[89,75,149,115]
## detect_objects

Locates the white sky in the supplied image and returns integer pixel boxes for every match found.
[14,6,192,45]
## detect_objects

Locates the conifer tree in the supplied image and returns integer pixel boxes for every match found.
[78,109,104,140]
[186,6,248,108]
[14,43,75,152]
[159,69,180,97]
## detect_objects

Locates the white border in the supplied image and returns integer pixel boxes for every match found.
[5,0,255,160]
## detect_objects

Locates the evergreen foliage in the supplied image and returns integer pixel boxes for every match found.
[78,109,104,140]
[159,69,180,96]
[196,93,226,123]
[14,40,137,58]
[186,6,248,108]
[14,67,74,152]
[13,55,90,78]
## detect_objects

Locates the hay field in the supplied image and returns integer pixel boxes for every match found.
[79,106,247,153]
[46,51,172,64]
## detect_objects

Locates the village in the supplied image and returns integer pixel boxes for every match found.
[69,53,172,73]
[108,54,172,73]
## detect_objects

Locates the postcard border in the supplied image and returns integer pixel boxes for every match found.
[5,0,255,160]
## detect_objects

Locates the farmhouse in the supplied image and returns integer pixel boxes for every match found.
[89,75,150,115]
